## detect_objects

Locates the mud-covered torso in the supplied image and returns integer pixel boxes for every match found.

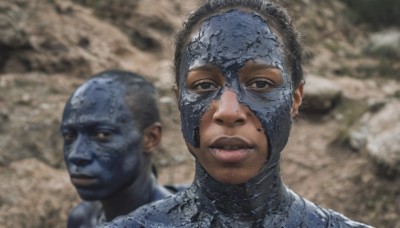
[105,184,370,228]
[104,164,371,228]
[101,10,371,228]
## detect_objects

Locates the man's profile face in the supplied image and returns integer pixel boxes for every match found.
[60,78,143,200]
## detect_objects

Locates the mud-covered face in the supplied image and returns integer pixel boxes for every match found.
[61,78,143,200]
[178,10,293,183]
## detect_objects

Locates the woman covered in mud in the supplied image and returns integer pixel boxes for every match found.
[104,0,371,227]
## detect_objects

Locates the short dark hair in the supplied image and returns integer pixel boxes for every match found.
[92,70,160,131]
[174,0,304,88]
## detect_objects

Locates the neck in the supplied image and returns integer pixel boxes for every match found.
[194,161,288,224]
[101,172,157,221]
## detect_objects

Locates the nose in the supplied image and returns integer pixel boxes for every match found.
[67,136,92,166]
[213,90,247,127]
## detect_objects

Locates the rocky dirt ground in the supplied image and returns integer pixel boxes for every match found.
[0,0,399,227]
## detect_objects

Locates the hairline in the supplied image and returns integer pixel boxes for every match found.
[176,6,293,89]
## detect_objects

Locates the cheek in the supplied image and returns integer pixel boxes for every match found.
[63,145,71,156]
[119,154,140,175]
[108,129,142,153]
[179,89,216,147]
[198,102,214,127]
[238,87,292,149]
[63,148,71,166]
[94,149,118,166]
[118,132,142,165]
[90,138,126,161]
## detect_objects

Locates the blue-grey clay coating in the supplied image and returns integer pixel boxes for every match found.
[178,9,292,164]
[101,10,371,228]
[62,77,143,201]
[62,75,180,227]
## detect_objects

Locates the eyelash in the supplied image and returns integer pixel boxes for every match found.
[62,130,77,144]
[189,77,275,93]
[62,130,114,144]
[191,79,218,92]
[246,78,274,91]
[94,130,112,142]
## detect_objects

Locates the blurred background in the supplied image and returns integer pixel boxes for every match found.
[0,0,399,227]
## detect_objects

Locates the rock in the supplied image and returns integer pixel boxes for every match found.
[364,29,400,58]
[349,123,369,151]
[367,127,400,175]
[349,100,400,175]
[365,101,400,175]
[0,1,30,48]
[0,73,80,167]
[0,0,154,77]
[301,74,342,114]
[0,158,78,227]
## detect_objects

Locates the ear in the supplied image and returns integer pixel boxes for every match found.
[291,80,304,118]
[142,122,162,155]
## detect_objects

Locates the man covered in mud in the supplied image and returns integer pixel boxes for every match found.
[60,70,179,227]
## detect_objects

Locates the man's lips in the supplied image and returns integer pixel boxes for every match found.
[209,137,255,163]
[70,174,97,187]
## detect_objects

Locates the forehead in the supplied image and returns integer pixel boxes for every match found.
[186,9,282,70]
[72,77,120,99]
[63,78,131,123]
[73,78,124,105]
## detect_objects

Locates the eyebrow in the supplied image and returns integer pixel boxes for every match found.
[188,64,221,72]
[240,62,279,71]
[61,119,119,130]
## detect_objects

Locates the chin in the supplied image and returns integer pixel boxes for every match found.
[76,188,108,201]
[210,169,254,185]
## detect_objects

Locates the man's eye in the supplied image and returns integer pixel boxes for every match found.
[95,131,111,141]
[63,133,76,142]
[191,80,218,92]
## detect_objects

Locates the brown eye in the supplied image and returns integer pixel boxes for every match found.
[247,78,274,92]
[63,132,76,143]
[95,131,111,141]
[191,79,218,92]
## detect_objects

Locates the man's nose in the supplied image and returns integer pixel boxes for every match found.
[67,136,93,166]
[212,90,247,127]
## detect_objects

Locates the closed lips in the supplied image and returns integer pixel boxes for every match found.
[70,173,94,179]
[209,137,255,163]
[70,174,97,186]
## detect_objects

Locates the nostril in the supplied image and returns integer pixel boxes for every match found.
[212,106,247,127]
[75,159,90,166]
[215,119,224,125]
[234,119,245,126]
[214,116,246,127]
[70,157,91,166]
